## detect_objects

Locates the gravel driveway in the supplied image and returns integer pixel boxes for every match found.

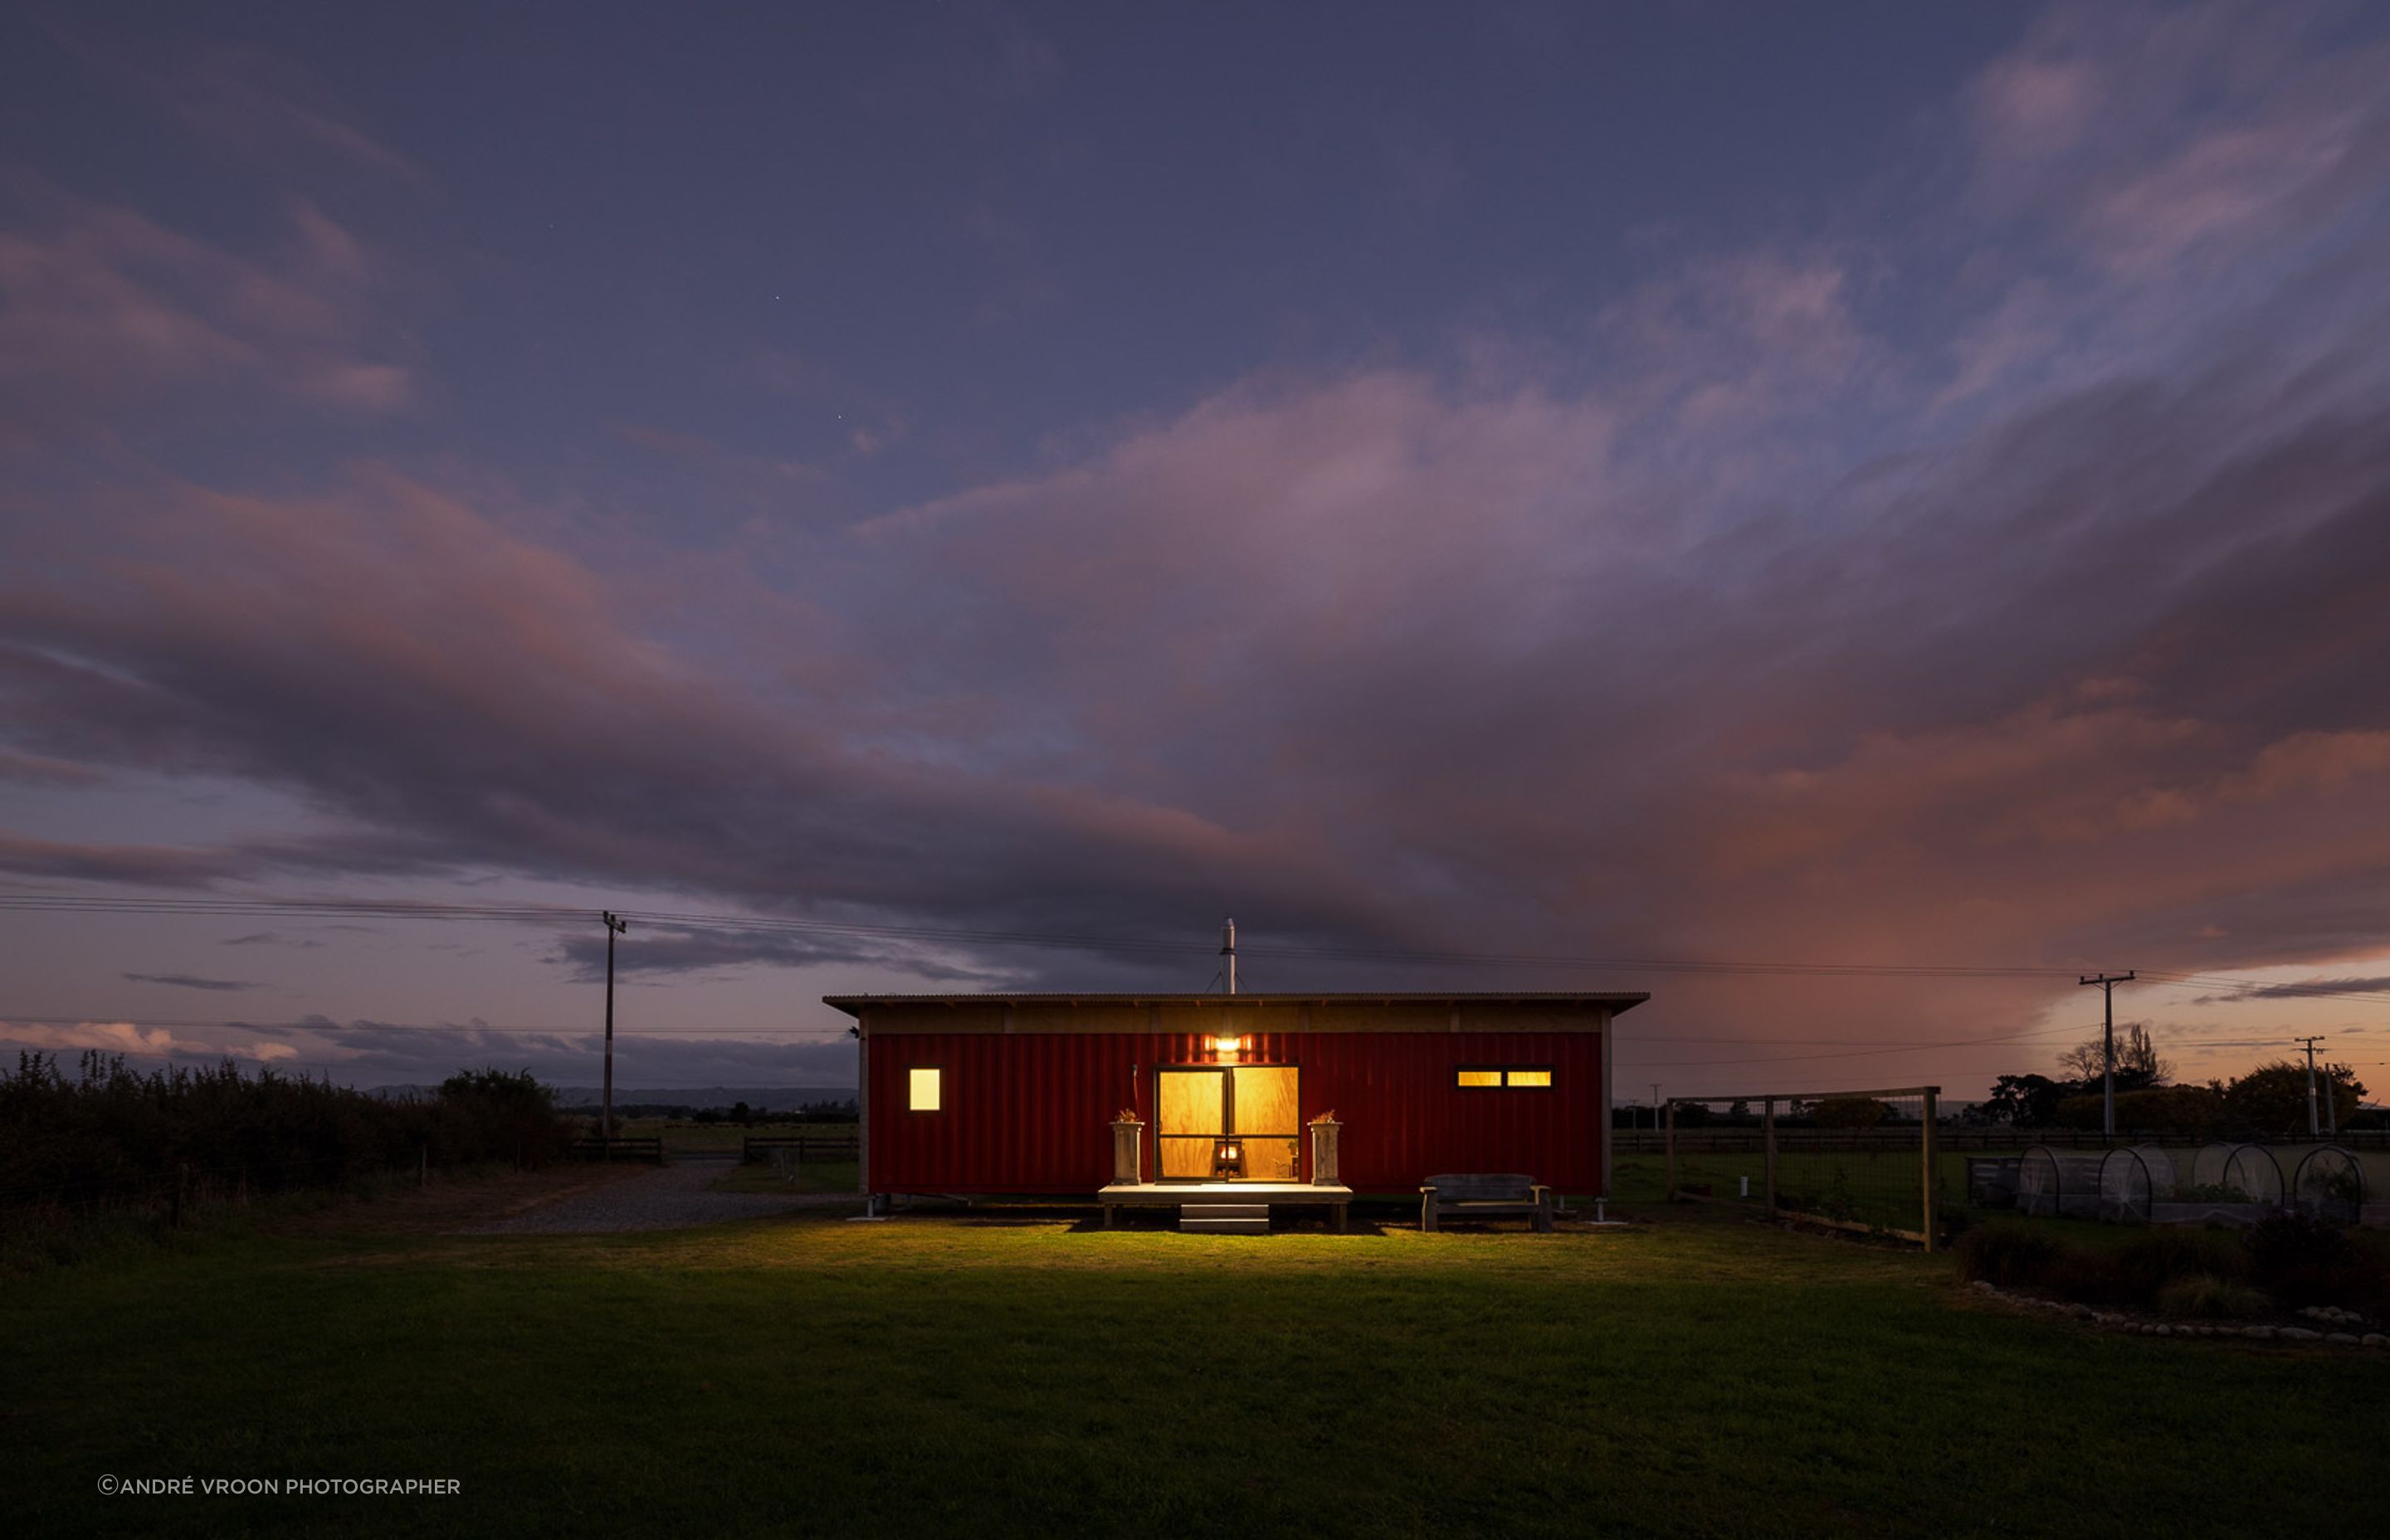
[462,1157,858,1235]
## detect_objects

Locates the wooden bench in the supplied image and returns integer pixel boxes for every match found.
[1421,1172,1553,1232]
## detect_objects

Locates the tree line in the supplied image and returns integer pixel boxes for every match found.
[1978,1024,2370,1138]
[1,1050,576,1206]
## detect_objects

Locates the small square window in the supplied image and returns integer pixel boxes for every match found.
[908,1066,941,1112]
[1456,1068,1504,1088]
[1506,1069,1553,1089]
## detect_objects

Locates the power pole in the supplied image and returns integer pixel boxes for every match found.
[2078,972,2134,1138]
[1651,1082,1661,1133]
[601,910,628,1140]
[2295,1036,2324,1138]
[1220,917,1236,995]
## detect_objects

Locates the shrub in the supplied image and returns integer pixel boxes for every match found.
[2112,1229,2252,1304]
[2039,1246,2127,1307]
[2245,1212,2349,1279]
[2340,1234,2390,1318]
[0,1050,574,1234]
[1954,1223,2068,1288]
[1812,1097,1888,1129]
[2156,1274,2271,1321]
[2244,1212,2357,1308]
[2050,1084,2224,1137]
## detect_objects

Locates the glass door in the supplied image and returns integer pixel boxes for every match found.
[1154,1065,1300,1181]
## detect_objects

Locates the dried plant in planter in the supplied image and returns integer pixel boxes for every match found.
[1310,1109,1339,1123]
[1113,1108,1141,1123]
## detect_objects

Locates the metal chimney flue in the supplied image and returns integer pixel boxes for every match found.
[1221,917,1237,995]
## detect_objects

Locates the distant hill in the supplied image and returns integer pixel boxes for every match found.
[548,1086,854,1113]
[374,1084,853,1112]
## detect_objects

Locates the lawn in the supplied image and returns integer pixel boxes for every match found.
[1612,1150,1974,1235]
[5,1196,2385,1538]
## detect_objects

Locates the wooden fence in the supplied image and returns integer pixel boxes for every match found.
[740,1135,859,1164]
[1617,1126,2390,1154]
[568,1136,666,1162]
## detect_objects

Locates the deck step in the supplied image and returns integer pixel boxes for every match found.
[1180,1203,1269,1234]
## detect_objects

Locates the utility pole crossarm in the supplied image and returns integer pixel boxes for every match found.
[2077,972,2135,1140]
[2295,1036,2326,1138]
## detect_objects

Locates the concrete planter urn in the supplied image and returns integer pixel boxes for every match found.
[1309,1118,1342,1186]
[1111,1118,1146,1184]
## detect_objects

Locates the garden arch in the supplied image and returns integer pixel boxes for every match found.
[2188,1143,2285,1204]
[2293,1146,2364,1225]
[2097,1145,2175,1222]
[2016,1146,2104,1218]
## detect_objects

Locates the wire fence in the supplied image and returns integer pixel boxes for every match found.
[1614,1126,2390,1153]
[1623,1088,1945,1249]
[1624,1108,2390,1244]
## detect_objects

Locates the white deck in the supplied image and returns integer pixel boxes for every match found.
[1096,1181,1353,1205]
[1097,1180,1354,1231]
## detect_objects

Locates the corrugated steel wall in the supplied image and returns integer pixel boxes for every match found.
[866,1029,1606,1194]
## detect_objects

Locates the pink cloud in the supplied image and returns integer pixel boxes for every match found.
[0,186,415,430]
[1961,0,2390,272]
[39,22,433,188]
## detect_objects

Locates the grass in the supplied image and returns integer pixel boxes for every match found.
[5,1198,2385,1538]
[1612,1150,1973,1235]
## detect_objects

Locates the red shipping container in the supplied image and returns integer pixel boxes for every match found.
[828,993,1645,1198]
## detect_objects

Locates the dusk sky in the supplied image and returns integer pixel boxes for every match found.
[4,1,2388,1097]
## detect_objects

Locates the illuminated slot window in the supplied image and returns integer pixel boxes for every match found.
[908,1066,942,1112]
[1456,1067,1555,1089]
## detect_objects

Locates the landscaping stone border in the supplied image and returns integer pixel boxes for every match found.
[1966,1279,2388,1348]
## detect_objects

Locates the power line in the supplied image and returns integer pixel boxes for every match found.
[0,1012,2100,1060]
[1613,1021,2099,1070]
[0,1014,850,1039]
[8,888,2390,1009]
[2136,969,2390,1005]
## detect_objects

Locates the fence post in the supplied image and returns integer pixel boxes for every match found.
[1664,1100,1677,1200]
[1920,1088,1939,1254]
[1763,1100,1777,1216]
[173,1162,188,1229]
[418,1143,427,1190]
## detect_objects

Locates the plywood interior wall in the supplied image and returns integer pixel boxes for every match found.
[1154,1065,1302,1179]
[1157,1069,1224,1178]
[1232,1066,1300,1178]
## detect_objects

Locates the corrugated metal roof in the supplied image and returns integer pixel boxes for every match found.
[823,990,1648,1015]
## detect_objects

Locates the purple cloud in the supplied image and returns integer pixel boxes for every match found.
[2,2,2388,1087]
[120,972,259,992]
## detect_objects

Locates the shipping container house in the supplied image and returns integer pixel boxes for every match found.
[826,992,1646,1209]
